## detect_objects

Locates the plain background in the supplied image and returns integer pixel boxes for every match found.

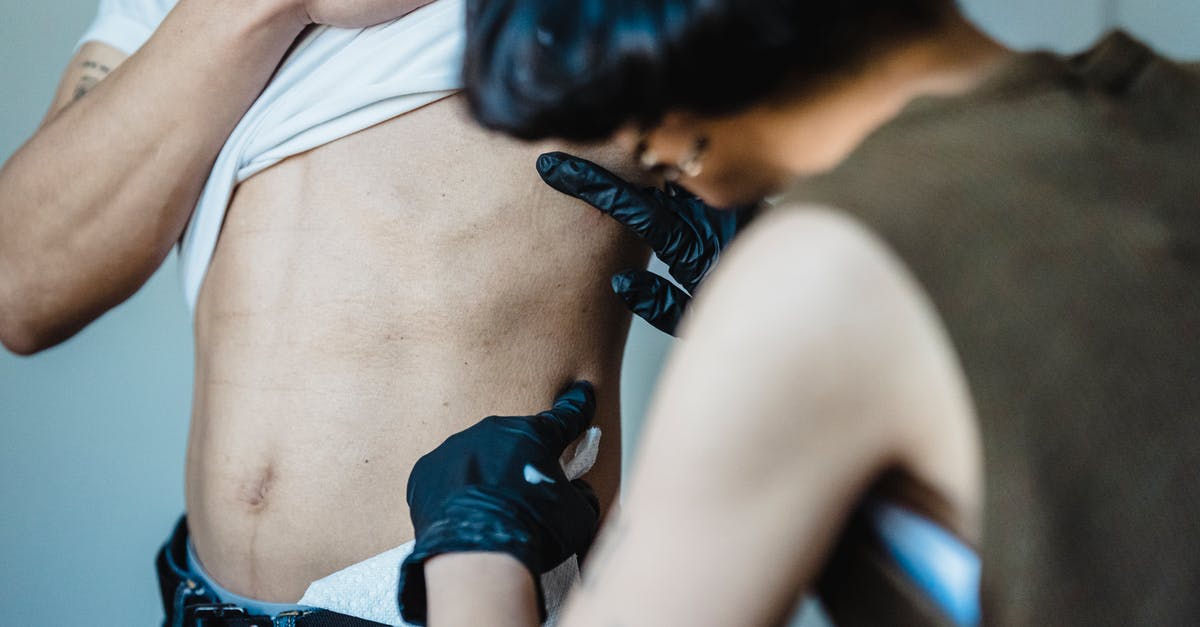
[2,1,1198,624]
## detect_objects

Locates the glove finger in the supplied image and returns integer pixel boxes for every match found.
[612,270,690,337]
[648,185,742,290]
[537,152,685,255]
[533,380,598,452]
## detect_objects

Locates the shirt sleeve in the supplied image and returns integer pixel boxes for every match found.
[74,0,175,55]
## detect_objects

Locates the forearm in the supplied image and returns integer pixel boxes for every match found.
[0,0,306,353]
[426,553,540,627]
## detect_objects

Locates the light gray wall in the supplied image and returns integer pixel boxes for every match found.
[962,0,1111,52]
[1117,0,1200,56]
[960,0,1200,56]
[0,2,1196,625]
[0,1,195,624]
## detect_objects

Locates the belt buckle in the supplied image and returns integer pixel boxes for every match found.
[187,603,274,626]
[189,603,246,619]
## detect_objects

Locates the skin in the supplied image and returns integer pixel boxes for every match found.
[427,9,1012,626]
[431,209,979,627]
[558,210,981,626]
[0,0,309,354]
[189,96,643,600]
[0,0,438,354]
[427,553,537,627]
[1,0,645,603]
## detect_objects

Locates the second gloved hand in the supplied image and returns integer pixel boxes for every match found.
[537,151,747,336]
[397,382,602,625]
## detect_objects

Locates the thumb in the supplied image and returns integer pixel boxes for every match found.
[534,381,598,452]
[611,270,690,337]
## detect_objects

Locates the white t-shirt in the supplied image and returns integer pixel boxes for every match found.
[77,0,466,313]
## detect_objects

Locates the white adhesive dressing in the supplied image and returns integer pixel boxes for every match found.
[298,428,602,625]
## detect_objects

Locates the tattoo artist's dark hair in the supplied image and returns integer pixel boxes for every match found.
[464,0,952,142]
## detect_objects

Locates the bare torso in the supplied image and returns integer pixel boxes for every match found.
[186,95,646,601]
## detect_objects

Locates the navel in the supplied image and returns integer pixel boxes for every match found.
[237,464,274,510]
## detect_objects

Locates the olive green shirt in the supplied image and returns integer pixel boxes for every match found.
[785,32,1200,625]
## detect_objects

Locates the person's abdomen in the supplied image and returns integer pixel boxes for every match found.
[186,95,646,602]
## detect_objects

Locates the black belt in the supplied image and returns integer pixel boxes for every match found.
[158,517,391,627]
[180,603,389,627]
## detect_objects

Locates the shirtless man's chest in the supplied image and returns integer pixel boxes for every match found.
[186,95,646,601]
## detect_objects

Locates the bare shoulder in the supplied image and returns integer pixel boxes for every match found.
[670,204,925,437]
[683,204,924,359]
[680,203,982,531]
[659,203,931,460]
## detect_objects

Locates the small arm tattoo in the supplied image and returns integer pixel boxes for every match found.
[72,76,99,102]
[71,59,113,103]
[81,60,112,73]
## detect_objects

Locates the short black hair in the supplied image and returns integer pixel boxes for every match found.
[465,0,951,142]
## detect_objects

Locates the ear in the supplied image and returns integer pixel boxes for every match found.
[642,112,709,164]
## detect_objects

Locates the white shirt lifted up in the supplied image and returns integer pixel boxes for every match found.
[77,0,466,313]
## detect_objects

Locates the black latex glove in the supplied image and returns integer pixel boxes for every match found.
[537,151,745,336]
[397,382,602,625]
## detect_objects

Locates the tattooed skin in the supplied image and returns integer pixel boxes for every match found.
[72,76,99,101]
[72,59,112,102]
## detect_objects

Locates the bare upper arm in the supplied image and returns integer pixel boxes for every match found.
[633,205,979,529]
[41,41,129,127]
[562,207,978,627]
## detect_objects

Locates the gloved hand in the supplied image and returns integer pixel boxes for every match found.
[397,382,602,625]
[537,151,747,336]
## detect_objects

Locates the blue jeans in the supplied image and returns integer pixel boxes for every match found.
[155,516,387,627]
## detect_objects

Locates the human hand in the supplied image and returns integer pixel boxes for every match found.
[299,0,438,28]
[537,151,746,336]
[398,382,602,625]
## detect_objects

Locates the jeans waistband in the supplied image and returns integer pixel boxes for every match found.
[156,516,389,627]
[186,538,315,617]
